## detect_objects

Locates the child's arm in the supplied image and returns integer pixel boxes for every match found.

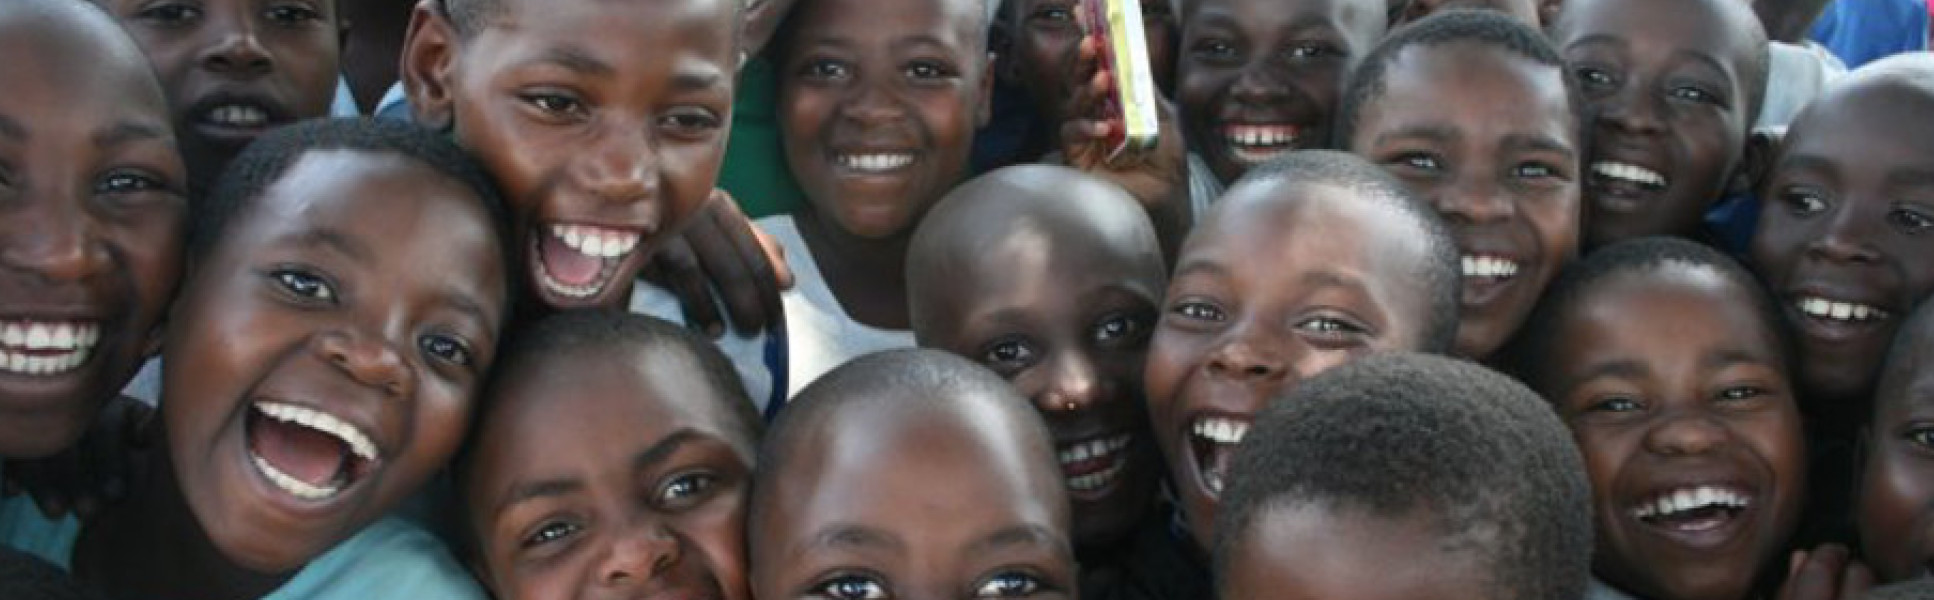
[641,190,794,338]
[1059,34,1192,264]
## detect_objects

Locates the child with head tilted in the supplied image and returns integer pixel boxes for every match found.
[1123,151,1460,600]
[748,349,1078,599]
[1335,9,1582,363]
[1214,352,1593,600]
[1505,237,1807,600]
[1857,298,1934,589]
[457,311,763,600]
[7,118,514,599]
[0,0,186,462]
[906,165,1167,571]
[1549,0,1771,250]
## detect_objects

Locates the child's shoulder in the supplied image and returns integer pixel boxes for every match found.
[266,517,484,600]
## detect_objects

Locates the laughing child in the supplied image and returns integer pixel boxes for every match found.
[1174,0,1385,211]
[906,165,1166,566]
[1337,9,1582,362]
[1857,299,1934,586]
[1506,237,1807,600]
[5,119,512,599]
[401,0,742,313]
[749,349,1077,600]
[1551,0,1772,250]
[0,0,186,462]
[90,0,341,195]
[459,311,761,600]
[1131,150,1460,600]
[1215,353,1592,600]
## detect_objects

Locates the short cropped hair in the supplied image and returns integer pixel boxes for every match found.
[1214,352,1592,600]
[1504,237,1796,392]
[1335,9,1577,148]
[1875,298,1934,421]
[1227,150,1462,353]
[1548,0,1769,129]
[195,118,513,276]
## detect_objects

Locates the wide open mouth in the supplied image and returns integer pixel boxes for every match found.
[1629,484,1753,541]
[1058,433,1133,494]
[0,320,100,377]
[1588,161,1670,198]
[1188,416,1250,498]
[245,401,379,502]
[531,223,643,301]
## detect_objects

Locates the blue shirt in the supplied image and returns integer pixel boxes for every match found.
[1810,0,1929,68]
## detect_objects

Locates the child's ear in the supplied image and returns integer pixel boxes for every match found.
[976,51,996,128]
[401,0,459,131]
[1726,130,1782,197]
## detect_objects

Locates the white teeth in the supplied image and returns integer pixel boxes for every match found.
[549,224,640,259]
[251,453,340,501]
[1592,161,1668,188]
[1796,296,1889,323]
[1461,255,1521,279]
[838,153,915,173]
[254,401,378,462]
[207,104,268,127]
[1630,485,1751,520]
[0,321,100,376]
[1057,435,1132,466]
[1224,125,1298,148]
[1192,417,1250,445]
[1067,458,1128,492]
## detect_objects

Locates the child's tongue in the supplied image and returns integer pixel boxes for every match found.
[538,231,605,287]
[250,412,347,487]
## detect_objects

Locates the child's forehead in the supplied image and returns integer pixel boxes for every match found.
[1560,0,1759,50]
[794,0,986,36]
[485,350,746,450]
[1187,0,1380,27]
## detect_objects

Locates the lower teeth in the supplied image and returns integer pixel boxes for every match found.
[251,453,342,501]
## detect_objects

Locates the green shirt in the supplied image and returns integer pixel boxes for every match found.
[718,58,806,218]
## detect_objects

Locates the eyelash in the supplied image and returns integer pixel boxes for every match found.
[270,267,336,303]
[520,519,583,550]
[1170,300,1226,322]
[810,573,889,600]
[974,571,1045,597]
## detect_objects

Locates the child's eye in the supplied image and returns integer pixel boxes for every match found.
[1573,66,1616,90]
[264,3,322,25]
[1668,85,1721,106]
[1093,313,1149,345]
[136,2,203,25]
[1887,205,1934,235]
[1586,395,1643,413]
[658,108,723,136]
[1715,386,1766,403]
[520,520,582,549]
[973,572,1043,597]
[811,575,889,600]
[519,91,588,120]
[271,268,336,302]
[1191,38,1238,62]
[904,60,957,80]
[1512,162,1561,180]
[95,171,169,195]
[800,59,853,81]
[418,334,473,367]
[1171,300,1225,322]
[657,472,718,509]
[1780,187,1829,216]
[1031,4,1074,24]
[1283,42,1338,60]
[1388,152,1441,172]
[981,338,1038,369]
[1903,426,1934,450]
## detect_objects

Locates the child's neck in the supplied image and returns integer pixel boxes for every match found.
[794,210,912,330]
[71,431,292,600]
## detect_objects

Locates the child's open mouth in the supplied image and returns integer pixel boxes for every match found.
[531,223,642,301]
[1188,416,1250,498]
[1222,124,1300,165]
[245,401,378,502]
[1792,295,1892,342]
[1588,161,1670,206]
[1058,434,1133,495]
[0,320,99,377]
[1629,485,1753,546]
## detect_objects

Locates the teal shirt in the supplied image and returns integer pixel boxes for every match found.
[718,57,806,218]
[0,492,482,599]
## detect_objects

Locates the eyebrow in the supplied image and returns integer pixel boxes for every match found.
[1373,124,1458,147]
[1501,133,1577,159]
[495,478,586,514]
[93,122,169,149]
[438,291,496,334]
[966,524,1066,556]
[1576,359,1647,383]
[296,227,374,263]
[1171,259,1232,280]
[1700,349,1767,371]
[1887,167,1934,189]
[525,46,615,77]
[807,523,907,554]
[1299,270,1366,290]
[633,429,704,474]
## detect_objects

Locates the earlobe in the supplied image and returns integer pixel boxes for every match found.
[1728,130,1782,196]
[401,0,459,131]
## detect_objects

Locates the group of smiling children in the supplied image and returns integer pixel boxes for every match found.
[3,0,1934,598]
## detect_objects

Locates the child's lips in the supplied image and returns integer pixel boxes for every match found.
[0,319,101,378]
[529,223,646,305]
[184,93,292,144]
[1057,433,1134,499]
[1784,285,1895,345]
[1623,483,1758,552]
[1186,414,1250,500]
[1587,160,1671,211]
[243,399,382,504]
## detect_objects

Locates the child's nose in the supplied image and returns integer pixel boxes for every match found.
[199,24,274,78]
[1806,201,1885,266]
[839,83,908,126]
[1035,353,1102,414]
[1434,174,1517,225]
[1206,332,1289,382]
[598,523,680,588]
[1642,410,1730,457]
[1228,64,1287,104]
[0,199,110,284]
[579,129,661,205]
[1598,86,1667,136]
[316,328,412,399]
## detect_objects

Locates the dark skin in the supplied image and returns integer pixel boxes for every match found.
[1221,504,1491,600]
[1556,0,1763,250]
[340,0,413,113]
[998,0,1177,159]
[465,345,755,600]
[1175,0,1384,186]
[1858,314,1934,585]
[70,149,509,599]
[1535,267,1804,600]
[1144,180,1440,553]
[402,0,739,312]
[94,0,341,194]
[0,6,186,459]
[749,396,1076,600]
[777,0,991,329]
[908,166,1167,551]
[1345,41,1581,362]
[1749,63,1934,428]
[1387,0,1553,27]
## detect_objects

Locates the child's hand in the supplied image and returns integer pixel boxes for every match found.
[1,396,156,520]
[1778,544,1875,600]
[642,189,793,338]
[1059,33,1191,260]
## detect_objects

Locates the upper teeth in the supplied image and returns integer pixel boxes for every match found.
[207,104,267,127]
[1593,161,1667,188]
[1631,486,1751,520]
[840,153,914,172]
[255,401,378,462]
[0,321,100,376]
[1462,255,1520,279]
[1797,297,1888,322]
[1192,417,1249,445]
[551,224,640,259]
[1058,435,1131,466]
[1225,125,1298,148]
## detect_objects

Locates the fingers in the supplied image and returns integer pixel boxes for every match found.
[650,234,726,337]
[690,192,782,336]
[1779,545,1865,600]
